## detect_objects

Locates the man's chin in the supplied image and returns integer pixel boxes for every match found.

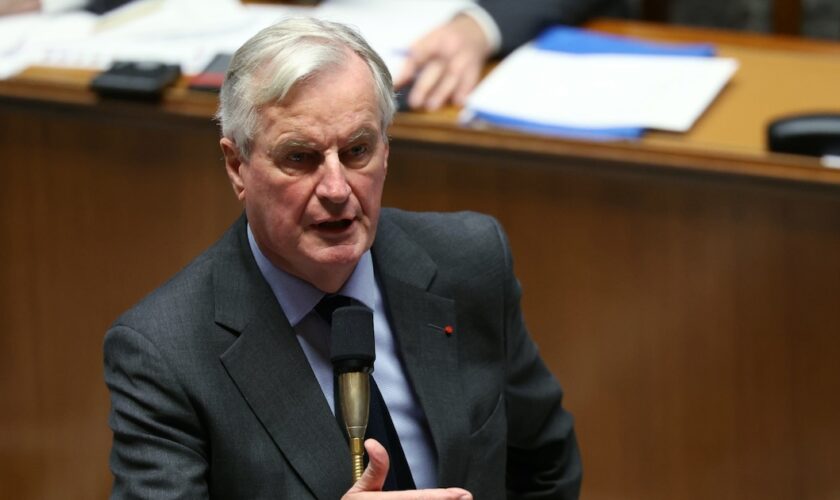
[296,245,367,292]
[310,243,367,267]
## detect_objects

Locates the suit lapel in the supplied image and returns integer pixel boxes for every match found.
[214,218,351,499]
[211,214,473,494]
[373,214,471,487]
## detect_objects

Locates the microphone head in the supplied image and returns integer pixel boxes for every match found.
[330,305,375,373]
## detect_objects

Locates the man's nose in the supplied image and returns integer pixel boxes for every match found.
[315,157,352,203]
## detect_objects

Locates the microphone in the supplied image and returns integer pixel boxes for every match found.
[330,305,375,482]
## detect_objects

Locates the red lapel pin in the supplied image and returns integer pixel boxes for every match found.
[427,323,455,336]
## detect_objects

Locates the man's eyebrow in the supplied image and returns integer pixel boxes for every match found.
[267,127,378,156]
[344,127,377,144]
[268,138,319,156]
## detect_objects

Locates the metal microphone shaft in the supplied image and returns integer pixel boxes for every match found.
[337,371,369,480]
[330,305,376,483]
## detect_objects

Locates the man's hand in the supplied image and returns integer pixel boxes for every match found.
[0,0,41,15]
[395,14,492,111]
[342,440,473,499]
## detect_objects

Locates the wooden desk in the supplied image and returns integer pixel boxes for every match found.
[1,20,839,500]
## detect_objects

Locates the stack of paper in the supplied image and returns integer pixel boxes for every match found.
[462,27,739,140]
[0,0,468,80]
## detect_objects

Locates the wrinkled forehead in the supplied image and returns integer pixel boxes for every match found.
[251,56,383,150]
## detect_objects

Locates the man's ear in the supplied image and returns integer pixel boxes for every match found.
[220,137,246,201]
[382,139,389,174]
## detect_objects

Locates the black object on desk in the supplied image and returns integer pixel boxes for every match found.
[91,61,181,100]
[767,113,840,157]
[395,81,414,112]
[87,0,134,14]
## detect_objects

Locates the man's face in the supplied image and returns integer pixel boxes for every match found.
[222,52,389,291]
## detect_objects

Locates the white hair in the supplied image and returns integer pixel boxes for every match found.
[216,17,396,159]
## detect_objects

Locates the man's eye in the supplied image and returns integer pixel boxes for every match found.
[341,144,371,165]
[275,150,320,175]
[348,144,368,156]
[287,151,310,162]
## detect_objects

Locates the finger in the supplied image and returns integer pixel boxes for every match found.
[452,63,482,107]
[408,59,446,109]
[342,441,473,499]
[425,50,481,110]
[344,487,473,500]
[345,439,390,494]
[443,489,473,500]
[425,71,461,111]
[397,28,446,89]
[381,487,473,499]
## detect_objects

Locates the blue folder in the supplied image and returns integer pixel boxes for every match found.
[471,27,717,140]
[534,26,715,57]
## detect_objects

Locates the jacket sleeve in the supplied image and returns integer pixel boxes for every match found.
[104,324,210,499]
[479,0,624,54]
[492,219,583,499]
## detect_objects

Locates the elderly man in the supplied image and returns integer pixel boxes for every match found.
[104,17,580,499]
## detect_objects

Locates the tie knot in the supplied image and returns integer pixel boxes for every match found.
[315,294,358,325]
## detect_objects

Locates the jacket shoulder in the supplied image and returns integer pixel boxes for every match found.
[378,208,510,271]
[110,219,243,337]
[380,208,503,247]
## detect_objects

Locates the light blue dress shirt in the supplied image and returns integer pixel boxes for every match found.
[247,226,438,488]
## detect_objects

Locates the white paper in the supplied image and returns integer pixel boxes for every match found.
[0,13,40,78]
[28,0,259,74]
[0,0,302,76]
[822,155,840,169]
[464,45,739,133]
[0,10,98,78]
[0,0,470,79]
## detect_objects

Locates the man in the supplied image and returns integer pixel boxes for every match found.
[397,0,627,110]
[104,17,580,499]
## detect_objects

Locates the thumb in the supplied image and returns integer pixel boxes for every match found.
[345,439,390,494]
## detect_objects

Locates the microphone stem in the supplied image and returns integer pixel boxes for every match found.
[350,437,364,481]
[338,371,370,482]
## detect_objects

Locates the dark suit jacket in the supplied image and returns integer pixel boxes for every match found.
[479,0,629,54]
[104,209,581,499]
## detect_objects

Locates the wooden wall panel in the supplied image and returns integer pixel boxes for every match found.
[0,101,241,499]
[386,141,840,500]
[2,99,840,499]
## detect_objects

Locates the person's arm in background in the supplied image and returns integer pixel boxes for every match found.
[395,0,626,111]
[0,0,91,15]
[0,0,41,15]
[394,9,496,111]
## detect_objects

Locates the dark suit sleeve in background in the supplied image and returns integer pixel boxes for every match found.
[479,0,628,54]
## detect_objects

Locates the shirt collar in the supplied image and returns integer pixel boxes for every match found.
[247,224,376,326]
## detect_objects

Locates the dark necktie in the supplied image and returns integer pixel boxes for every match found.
[315,295,416,491]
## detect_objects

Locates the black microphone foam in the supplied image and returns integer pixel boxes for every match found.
[330,305,375,374]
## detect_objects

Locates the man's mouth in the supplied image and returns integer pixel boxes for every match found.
[315,219,353,231]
